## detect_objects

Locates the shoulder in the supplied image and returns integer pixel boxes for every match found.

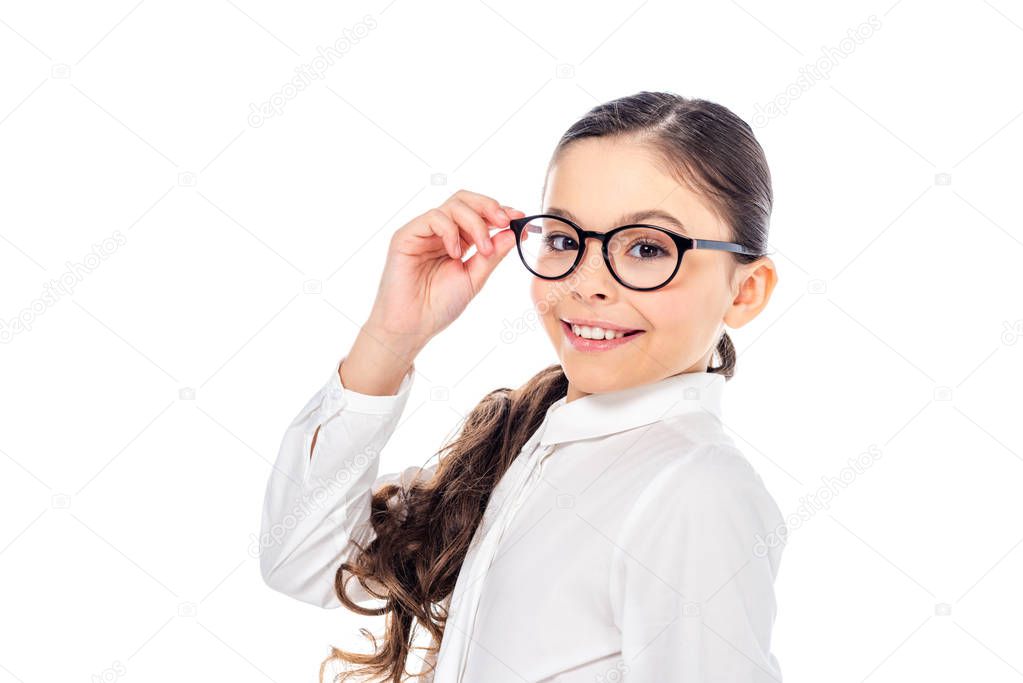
[607,442,787,621]
[644,441,759,497]
[636,409,730,456]
[618,442,784,550]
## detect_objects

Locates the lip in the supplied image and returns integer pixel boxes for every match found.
[559,317,643,333]
[560,319,645,352]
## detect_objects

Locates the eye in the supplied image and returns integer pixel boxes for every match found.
[544,233,577,252]
[626,239,669,259]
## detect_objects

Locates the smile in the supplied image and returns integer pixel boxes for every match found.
[560,319,645,351]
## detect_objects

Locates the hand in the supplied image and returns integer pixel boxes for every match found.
[364,189,526,353]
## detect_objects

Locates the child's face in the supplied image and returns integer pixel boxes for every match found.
[531,137,763,402]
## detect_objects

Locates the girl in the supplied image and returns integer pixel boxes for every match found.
[260,90,784,682]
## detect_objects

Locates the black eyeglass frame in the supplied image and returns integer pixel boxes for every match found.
[508,213,761,292]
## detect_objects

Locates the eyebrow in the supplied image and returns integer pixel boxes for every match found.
[545,206,689,236]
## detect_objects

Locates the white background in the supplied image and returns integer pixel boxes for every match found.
[1,0,1022,681]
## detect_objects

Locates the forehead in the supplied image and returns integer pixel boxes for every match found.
[542,137,729,240]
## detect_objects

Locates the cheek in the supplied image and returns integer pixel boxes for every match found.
[529,277,545,309]
[633,288,688,333]
[636,283,711,344]
[530,278,559,332]
[531,278,564,316]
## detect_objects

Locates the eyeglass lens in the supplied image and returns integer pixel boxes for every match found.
[518,216,679,289]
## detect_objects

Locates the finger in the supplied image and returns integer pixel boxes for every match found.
[446,199,495,256]
[448,190,511,229]
[410,209,475,260]
[500,205,527,218]
[464,227,517,294]
[408,208,462,260]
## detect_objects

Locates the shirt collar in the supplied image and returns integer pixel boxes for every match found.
[536,371,726,448]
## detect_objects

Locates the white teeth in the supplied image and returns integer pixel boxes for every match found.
[570,323,627,340]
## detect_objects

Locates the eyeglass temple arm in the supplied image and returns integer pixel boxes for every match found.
[692,238,759,256]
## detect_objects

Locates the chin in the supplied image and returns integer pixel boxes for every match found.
[561,363,635,393]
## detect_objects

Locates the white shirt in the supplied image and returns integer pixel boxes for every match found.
[260,355,786,682]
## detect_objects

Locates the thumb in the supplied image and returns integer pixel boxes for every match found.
[465,227,517,293]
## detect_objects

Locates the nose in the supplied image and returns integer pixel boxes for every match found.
[570,234,617,301]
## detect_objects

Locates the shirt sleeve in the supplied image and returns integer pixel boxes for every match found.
[609,445,786,681]
[258,353,436,608]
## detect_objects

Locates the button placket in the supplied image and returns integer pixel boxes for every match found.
[510,455,540,516]
[447,429,561,680]
[452,442,549,682]
[536,443,555,477]
[506,443,552,521]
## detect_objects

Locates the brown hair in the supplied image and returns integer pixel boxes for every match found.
[320,90,773,681]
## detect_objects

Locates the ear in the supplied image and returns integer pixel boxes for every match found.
[723,257,777,329]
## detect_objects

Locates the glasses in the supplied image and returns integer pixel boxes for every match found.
[508,213,760,291]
